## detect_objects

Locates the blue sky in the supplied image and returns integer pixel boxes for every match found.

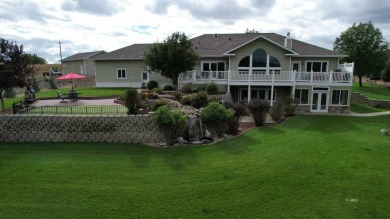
[0,0,389,63]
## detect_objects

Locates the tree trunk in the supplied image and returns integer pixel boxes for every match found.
[0,91,4,110]
[358,75,363,87]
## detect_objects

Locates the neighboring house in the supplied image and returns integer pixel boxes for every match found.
[94,33,354,113]
[62,51,105,75]
[93,44,172,88]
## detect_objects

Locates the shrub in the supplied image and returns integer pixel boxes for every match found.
[172,91,183,101]
[147,80,159,90]
[144,92,158,99]
[151,99,169,111]
[382,60,390,82]
[181,83,193,94]
[196,84,206,93]
[163,85,175,91]
[205,81,219,95]
[201,101,234,136]
[284,96,298,116]
[118,91,126,101]
[139,92,145,100]
[124,88,142,115]
[247,98,270,126]
[153,105,187,145]
[190,91,208,109]
[151,87,164,94]
[4,88,16,98]
[270,103,284,123]
[31,77,40,93]
[208,95,222,104]
[48,76,58,89]
[181,94,192,106]
[224,101,248,134]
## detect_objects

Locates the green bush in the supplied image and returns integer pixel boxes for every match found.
[139,92,145,100]
[284,96,298,116]
[4,88,16,98]
[172,91,183,101]
[247,98,270,126]
[381,60,390,82]
[124,88,142,115]
[163,85,175,91]
[181,94,192,106]
[208,95,222,104]
[153,105,187,145]
[270,103,284,123]
[118,91,126,101]
[223,101,248,134]
[147,80,159,90]
[48,76,58,89]
[205,81,219,95]
[151,88,163,94]
[151,99,169,111]
[181,83,193,94]
[31,77,40,93]
[196,84,206,93]
[201,101,234,136]
[190,91,208,109]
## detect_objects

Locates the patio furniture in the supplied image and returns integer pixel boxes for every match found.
[56,91,68,103]
[64,90,82,102]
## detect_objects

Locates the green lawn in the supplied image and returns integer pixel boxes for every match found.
[353,82,390,100]
[1,115,389,218]
[2,87,127,109]
[350,103,389,114]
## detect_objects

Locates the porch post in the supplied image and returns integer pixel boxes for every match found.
[270,85,274,107]
[329,70,333,83]
[310,70,313,83]
[227,70,231,93]
[192,70,196,82]
[248,85,251,103]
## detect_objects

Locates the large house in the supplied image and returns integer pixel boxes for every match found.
[93,33,354,113]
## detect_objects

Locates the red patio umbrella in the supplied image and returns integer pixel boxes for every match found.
[56,72,86,91]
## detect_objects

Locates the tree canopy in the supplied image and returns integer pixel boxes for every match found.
[334,22,389,87]
[26,53,47,65]
[245,28,259,34]
[144,32,199,87]
[0,38,35,110]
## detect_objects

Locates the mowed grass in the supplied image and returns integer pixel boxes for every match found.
[3,87,127,109]
[1,116,389,218]
[353,82,390,100]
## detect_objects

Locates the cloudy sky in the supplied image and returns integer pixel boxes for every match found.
[1,0,389,63]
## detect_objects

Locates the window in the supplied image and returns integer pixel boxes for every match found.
[305,61,328,72]
[294,89,309,104]
[117,68,126,79]
[202,61,225,71]
[241,88,275,102]
[332,90,348,105]
[252,49,267,67]
[238,48,281,73]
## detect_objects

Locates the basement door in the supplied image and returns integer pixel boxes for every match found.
[311,87,329,112]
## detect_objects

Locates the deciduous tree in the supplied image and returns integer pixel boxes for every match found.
[144,32,199,87]
[26,53,47,65]
[0,38,34,110]
[334,22,389,87]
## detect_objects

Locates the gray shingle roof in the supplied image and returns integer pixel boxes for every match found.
[62,50,105,62]
[93,44,151,60]
[93,33,345,61]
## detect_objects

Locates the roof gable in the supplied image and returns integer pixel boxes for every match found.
[62,50,105,62]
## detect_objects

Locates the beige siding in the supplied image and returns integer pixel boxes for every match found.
[62,60,84,74]
[95,60,172,88]
[230,40,290,71]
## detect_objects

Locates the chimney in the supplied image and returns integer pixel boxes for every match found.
[284,32,292,49]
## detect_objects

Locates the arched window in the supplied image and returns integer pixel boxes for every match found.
[252,48,267,67]
[269,56,281,68]
[238,56,250,67]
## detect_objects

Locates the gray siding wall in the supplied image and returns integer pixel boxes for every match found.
[95,60,171,88]
[62,60,84,75]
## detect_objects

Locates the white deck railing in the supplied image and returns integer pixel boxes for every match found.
[178,70,352,84]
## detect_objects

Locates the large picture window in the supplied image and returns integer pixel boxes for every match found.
[305,61,328,72]
[117,68,126,79]
[238,48,281,74]
[294,89,309,104]
[332,90,349,105]
[202,61,225,72]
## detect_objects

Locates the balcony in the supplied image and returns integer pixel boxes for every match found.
[178,70,352,85]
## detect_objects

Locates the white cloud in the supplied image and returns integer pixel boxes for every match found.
[0,0,388,63]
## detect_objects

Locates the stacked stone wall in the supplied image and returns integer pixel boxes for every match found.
[351,93,390,108]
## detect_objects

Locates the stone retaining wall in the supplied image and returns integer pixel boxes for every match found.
[0,115,165,144]
[351,93,390,108]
